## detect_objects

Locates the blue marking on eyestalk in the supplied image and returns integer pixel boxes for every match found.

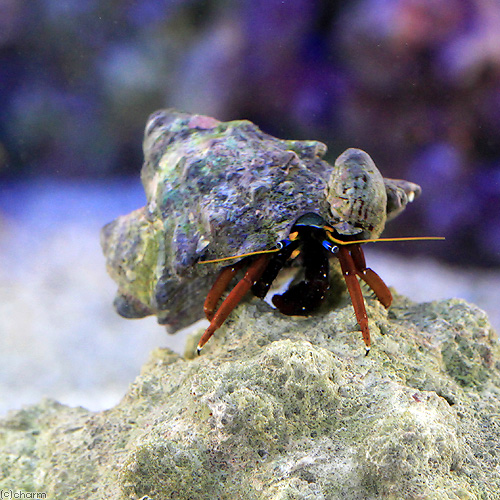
[322,239,339,254]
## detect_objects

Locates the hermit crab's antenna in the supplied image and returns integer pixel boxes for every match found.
[198,234,445,264]
[323,231,445,247]
[198,242,288,264]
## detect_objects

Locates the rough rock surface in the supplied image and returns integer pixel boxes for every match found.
[1,294,499,499]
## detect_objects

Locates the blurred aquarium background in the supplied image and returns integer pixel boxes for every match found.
[1,0,499,415]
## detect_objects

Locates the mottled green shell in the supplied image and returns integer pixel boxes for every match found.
[326,148,387,238]
[101,110,421,332]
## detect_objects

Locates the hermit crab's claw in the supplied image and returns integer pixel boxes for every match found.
[325,148,392,353]
[326,148,387,239]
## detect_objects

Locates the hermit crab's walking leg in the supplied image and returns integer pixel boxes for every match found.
[337,246,371,353]
[197,254,271,354]
[204,260,245,321]
[349,244,393,308]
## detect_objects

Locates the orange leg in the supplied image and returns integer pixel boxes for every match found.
[203,260,245,321]
[337,246,370,353]
[197,254,271,354]
[350,244,393,308]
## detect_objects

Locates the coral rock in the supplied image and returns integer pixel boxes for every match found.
[1,295,499,499]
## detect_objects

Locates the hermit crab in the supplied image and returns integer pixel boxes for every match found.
[101,109,437,354]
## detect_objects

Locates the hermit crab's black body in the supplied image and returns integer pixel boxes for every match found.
[250,213,334,316]
[101,109,421,341]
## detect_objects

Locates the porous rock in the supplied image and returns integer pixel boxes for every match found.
[1,294,499,499]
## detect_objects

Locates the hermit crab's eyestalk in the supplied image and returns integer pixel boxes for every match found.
[326,148,387,239]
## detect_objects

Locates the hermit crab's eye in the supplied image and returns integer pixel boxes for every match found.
[321,240,339,254]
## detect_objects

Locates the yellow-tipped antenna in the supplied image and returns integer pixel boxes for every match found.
[324,230,445,246]
[198,231,445,265]
[198,243,284,264]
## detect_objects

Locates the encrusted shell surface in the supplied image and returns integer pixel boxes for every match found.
[101,109,420,332]
[326,148,387,238]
